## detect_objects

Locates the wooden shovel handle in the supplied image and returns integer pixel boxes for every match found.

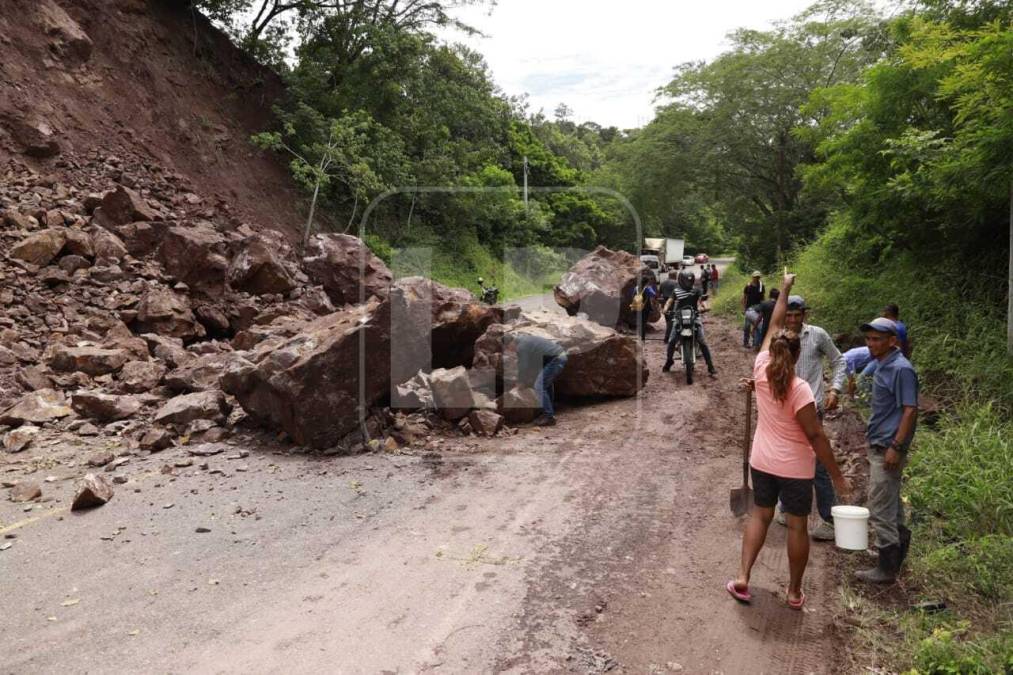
[743,388,752,487]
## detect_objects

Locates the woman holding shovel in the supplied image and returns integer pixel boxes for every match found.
[726,270,851,609]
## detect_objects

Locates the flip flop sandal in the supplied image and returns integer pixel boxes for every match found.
[786,589,807,610]
[726,580,752,603]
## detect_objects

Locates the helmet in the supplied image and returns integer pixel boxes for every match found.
[677,270,695,291]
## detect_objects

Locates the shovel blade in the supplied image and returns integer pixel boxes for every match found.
[729,487,753,517]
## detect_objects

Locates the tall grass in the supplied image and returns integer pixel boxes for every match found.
[379,231,568,302]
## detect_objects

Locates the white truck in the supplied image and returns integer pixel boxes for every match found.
[641,237,685,274]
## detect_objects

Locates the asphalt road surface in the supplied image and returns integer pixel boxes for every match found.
[2,310,855,674]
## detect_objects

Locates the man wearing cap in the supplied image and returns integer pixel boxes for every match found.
[774,294,847,542]
[741,272,765,348]
[855,316,918,584]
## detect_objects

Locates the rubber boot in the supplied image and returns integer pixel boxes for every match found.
[898,526,912,567]
[855,544,901,584]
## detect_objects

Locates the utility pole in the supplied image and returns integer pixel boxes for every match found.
[523,155,529,213]
[1008,178,1012,356]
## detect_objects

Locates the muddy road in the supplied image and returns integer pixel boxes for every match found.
[1,313,859,673]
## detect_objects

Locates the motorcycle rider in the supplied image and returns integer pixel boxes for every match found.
[661,270,717,377]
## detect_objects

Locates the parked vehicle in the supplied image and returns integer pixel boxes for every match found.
[477,277,499,305]
[682,254,695,267]
[694,253,710,264]
[642,237,685,271]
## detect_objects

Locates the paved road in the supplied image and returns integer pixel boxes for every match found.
[1,313,852,673]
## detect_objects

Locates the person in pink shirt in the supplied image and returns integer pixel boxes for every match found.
[726,271,851,609]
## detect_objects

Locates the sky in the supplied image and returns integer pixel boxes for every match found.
[439,0,826,129]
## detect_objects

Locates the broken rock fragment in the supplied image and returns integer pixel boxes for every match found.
[10,481,42,503]
[468,409,504,437]
[153,390,230,427]
[71,391,142,422]
[0,389,74,427]
[48,345,129,376]
[71,473,114,510]
[302,233,393,306]
[3,425,40,453]
[9,228,67,266]
[100,186,156,225]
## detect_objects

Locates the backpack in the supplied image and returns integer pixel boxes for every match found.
[630,288,645,312]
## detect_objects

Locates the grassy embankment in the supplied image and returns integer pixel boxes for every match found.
[714,227,1013,673]
[367,232,567,302]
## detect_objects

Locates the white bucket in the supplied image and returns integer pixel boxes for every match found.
[831,505,870,550]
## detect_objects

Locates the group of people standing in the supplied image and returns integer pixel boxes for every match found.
[728,270,919,609]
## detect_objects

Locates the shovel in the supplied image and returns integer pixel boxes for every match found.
[729,387,754,516]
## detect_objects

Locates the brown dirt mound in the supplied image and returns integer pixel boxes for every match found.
[0,0,307,240]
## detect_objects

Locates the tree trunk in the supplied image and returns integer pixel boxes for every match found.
[1008,178,1012,356]
[345,194,359,233]
[303,176,322,250]
[406,190,417,234]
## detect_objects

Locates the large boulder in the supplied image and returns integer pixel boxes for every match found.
[474,309,647,397]
[222,298,394,449]
[302,233,392,307]
[554,246,659,329]
[389,276,502,387]
[100,186,156,225]
[157,223,229,293]
[9,228,66,266]
[132,288,205,342]
[228,236,296,295]
[48,345,129,376]
[0,389,74,427]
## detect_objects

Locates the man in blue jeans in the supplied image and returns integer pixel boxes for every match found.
[775,295,846,541]
[504,333,568,427]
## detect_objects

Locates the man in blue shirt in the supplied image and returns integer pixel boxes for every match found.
[881,304,911,358]
[855,317,919,584]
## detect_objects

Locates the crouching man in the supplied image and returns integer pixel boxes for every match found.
[856,317,918,584]
[503,333,568,427]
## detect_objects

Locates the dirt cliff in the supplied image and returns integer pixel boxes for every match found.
[0,0,303,237]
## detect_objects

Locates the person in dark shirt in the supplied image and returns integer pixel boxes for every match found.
[881,304,912,358]
[504,333,568,426]
[753,288,781,352]
[633,274,658,341]
[742,271,765,347]
[661,271,717,377]
[659,271,679,344]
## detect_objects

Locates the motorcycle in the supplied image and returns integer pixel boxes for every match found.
[676,305,700,384]
[477,277,499,305]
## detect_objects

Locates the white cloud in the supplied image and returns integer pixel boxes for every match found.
[440,0,822,128]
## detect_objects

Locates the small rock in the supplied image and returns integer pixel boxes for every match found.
[195,526,211,533]
[10,481,42,503]
[112,476,128,485]
[139,426,174,452]
[87,451,116,467]
[3,425,40,453]
[71,473,114,510]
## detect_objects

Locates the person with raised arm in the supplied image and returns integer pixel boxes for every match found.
[726,270,851,610]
